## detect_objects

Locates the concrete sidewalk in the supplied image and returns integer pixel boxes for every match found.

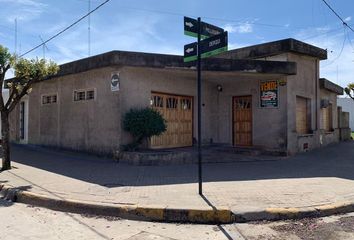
[1,142,354,223]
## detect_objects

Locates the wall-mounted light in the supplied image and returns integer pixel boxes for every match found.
[217,84,223,92]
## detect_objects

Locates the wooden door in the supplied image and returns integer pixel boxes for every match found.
[296,96,309,134]
[150,92,193,148]
[233,96,252,146]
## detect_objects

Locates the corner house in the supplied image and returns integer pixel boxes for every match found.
[10,38,346,155]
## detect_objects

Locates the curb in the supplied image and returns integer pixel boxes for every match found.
[1,184,354,224]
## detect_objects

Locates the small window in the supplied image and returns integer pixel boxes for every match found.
[151,95,164,108]
[74,91,86,101]
[86,90,95,100]
[180,98,191,110]
[42,94,58,105]
[166,97,178,109]
[74,89,95,102]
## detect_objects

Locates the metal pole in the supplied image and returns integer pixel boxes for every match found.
[197,17,202,195]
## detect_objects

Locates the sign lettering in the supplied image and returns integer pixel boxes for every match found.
[260,80,278,108]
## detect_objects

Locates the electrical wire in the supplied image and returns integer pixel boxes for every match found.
[19,0,111,57]
[321,26,347,68]
[73,2,304,29]
[321,0,354,33]
[345,27,354,51]
[301,26,343,41]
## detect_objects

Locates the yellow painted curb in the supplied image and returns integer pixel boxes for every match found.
[2,183,354,223]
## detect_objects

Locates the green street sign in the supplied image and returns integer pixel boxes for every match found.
[200,31,228,59]
[184,32,228,62]
[184,17,198,38]
[184,16,224,39]
[184,42,198,62]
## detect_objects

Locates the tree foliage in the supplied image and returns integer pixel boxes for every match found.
[345,83,354,101]
[0,45,59,170]
[122,108,167,151]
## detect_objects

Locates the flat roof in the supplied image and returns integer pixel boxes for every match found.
[219,38,327,60]
[319,78,344,95]
[54,49,296,78]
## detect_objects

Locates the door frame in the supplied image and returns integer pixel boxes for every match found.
[232,95,253,147]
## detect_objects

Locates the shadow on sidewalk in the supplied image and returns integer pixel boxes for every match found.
[9,141,354,188]
[0,185,32,208]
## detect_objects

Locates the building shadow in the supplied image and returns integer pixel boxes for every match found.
[9,141,354,188]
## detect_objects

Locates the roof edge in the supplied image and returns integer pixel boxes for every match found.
[219,38,327,60]
[319,78,344,95]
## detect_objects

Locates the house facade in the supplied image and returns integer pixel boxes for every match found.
[338,98,354,130]
[9,38,346,155]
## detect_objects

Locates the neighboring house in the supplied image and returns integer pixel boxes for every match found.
[337,98,354,130]
[9,38,346,155]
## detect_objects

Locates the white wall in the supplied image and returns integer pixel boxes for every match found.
[337,98,354,130]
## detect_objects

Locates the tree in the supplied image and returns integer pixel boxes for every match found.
[344,83,354,100]
[0,45,59,170]
[122,108,167,151]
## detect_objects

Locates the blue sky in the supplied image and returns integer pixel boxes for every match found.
[0,0,353,87]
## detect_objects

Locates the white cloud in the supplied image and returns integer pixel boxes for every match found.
[36,13,182,64]
[223,22,253,34]
[0,0,47,22]
[344,16,352,22]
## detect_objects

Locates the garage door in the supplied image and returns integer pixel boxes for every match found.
[150,92,193,148]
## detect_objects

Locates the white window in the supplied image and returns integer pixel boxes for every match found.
[74,89,95,102]
[42,94,57,105]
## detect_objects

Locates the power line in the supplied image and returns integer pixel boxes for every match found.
[301,26,343,41]
[20,0,111,57]
[90,4,306,30]
[322,26,347,68]
[345,27,354,51]
[321,0,354,33]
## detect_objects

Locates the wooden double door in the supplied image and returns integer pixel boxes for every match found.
[233,96,253,146]
[150,92,193,148]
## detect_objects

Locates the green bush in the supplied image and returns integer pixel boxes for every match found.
[122,108,167,151]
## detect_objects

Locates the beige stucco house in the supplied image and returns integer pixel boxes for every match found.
[9,38,346,156]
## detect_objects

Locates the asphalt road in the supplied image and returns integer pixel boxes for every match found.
[1,199,354,240]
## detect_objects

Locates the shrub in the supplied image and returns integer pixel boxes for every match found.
[122,108,167,151]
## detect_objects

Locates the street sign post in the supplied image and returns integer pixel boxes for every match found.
[183,17,228,195]
[197,17,202,196]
